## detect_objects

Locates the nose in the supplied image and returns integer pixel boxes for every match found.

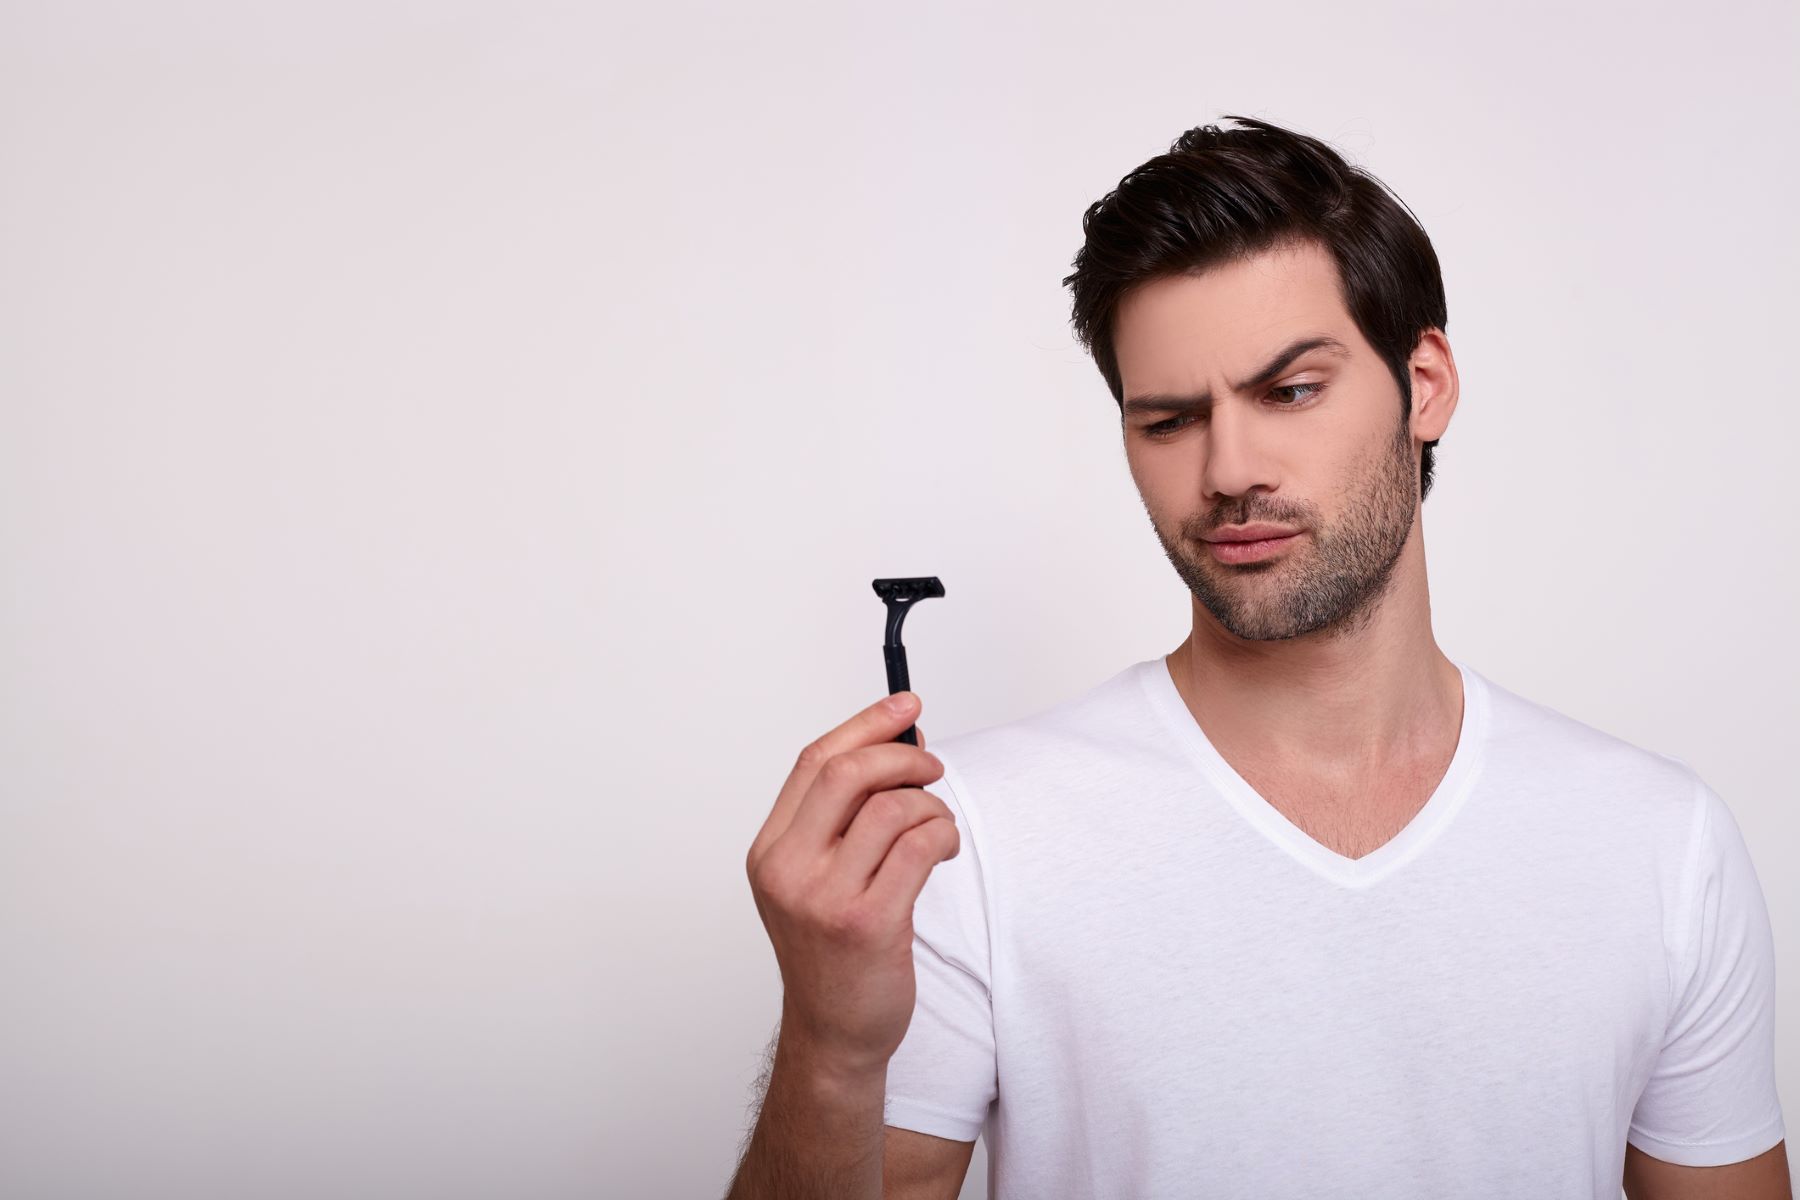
[1198,398,1281,504]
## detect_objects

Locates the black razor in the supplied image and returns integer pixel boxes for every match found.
[872,576,944,745]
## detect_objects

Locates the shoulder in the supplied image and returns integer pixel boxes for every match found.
[1472,664,1702,831]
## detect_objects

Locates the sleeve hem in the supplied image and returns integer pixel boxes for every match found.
[883,1094,985,1142]
[1627,1112,1787,1167]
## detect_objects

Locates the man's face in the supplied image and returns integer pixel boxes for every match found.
[1114,238,1421,643]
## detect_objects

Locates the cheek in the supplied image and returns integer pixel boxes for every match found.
[1123,444,1157,492]
[1126,448,1186,506]
[1144,472,1206,541]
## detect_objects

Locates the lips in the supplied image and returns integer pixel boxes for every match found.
[1203,523,1302,543]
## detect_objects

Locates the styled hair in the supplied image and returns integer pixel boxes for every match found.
[1063,114,1449,501]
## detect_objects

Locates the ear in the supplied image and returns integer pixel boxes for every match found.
[1406,328,1459,444]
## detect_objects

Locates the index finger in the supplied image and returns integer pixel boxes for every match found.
[751,691,923,861]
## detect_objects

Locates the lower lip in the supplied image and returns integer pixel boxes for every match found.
[1206,533,1301,563]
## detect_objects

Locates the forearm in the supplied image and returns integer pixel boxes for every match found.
[725,1034,887,1200]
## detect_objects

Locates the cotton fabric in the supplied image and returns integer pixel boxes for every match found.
[882,656,1784,1198]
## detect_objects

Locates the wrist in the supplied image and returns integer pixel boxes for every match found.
[775,1028,888,1098]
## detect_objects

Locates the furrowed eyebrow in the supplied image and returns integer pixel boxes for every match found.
[1121,335,1352,417]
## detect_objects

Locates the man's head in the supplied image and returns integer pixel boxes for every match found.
[1061,117,1458,643]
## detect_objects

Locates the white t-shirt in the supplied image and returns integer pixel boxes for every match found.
[883,655,1785,1199]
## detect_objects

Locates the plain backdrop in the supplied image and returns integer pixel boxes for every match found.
[2,2,1796,1198]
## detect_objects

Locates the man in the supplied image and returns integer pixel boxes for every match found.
[730,116,1787,1199]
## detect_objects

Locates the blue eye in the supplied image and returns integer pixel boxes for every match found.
[1140,382,1325,439]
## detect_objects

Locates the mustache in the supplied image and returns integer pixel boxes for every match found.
[1184,512,1307,538]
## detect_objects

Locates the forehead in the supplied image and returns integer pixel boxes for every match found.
[1112,240,1356,385]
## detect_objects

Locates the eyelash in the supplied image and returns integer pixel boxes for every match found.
[1141,381,1325,440]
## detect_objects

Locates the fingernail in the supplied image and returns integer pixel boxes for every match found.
[886,692,915,715]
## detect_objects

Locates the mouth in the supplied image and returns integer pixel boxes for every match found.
[1202,523,1302,543]
[1203,531,1302,565]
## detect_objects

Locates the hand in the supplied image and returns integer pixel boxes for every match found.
[744,692,958,1078]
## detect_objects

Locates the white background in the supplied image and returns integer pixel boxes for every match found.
[2,2,1795,1198]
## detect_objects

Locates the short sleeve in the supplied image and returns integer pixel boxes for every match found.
[1627,775,1786,1166]
[882,750,998,1142]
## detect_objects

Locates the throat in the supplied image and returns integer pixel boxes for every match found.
[1234,768,1447,861]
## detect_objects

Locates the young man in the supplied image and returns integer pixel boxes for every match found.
[732,117,1787,1200]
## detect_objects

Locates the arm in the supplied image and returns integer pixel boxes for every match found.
[722,1028,978,1200]
[884,1126,976,1199]
[1623,1138,1791,1200]
[731,693,963,1198]
[724,1030,887,1200]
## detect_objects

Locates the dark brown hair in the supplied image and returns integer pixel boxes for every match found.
[1063,115,1448,501]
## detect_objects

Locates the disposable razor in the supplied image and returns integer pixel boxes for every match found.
[871,576,944,746]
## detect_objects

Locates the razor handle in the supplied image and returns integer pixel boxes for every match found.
[883,643,918,745]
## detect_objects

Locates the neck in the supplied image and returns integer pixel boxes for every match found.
[1168,531,1460,776]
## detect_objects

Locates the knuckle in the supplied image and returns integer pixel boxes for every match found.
[863,790,906,828]
[908,816,957,859]
[817,750,861,791]
[794,738,830,773]
[892,821,932,859]
[749,849,795,902]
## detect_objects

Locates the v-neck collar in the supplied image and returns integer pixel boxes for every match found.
[1136,653,1492,889]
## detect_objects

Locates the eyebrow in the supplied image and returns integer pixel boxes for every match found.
[1120,334,1353,417]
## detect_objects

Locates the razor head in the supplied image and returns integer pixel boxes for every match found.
[873,576,944,646]
[872,576,946,605]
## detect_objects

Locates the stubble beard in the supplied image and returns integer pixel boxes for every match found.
[1148,417,1420,644]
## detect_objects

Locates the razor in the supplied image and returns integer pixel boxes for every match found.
[871,576,945,746]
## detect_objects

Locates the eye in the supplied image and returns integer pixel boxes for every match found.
[1271,381,1325,406]
[1142,414,1195,439]
[1139,381,1325,440]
